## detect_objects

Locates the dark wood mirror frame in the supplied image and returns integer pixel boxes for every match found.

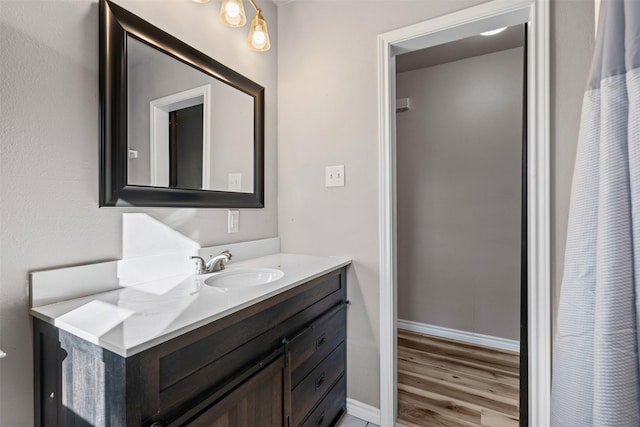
[99,0,265,208]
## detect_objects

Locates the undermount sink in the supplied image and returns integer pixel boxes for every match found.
[204,268,284,289]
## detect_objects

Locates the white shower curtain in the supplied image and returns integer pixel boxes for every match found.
[551,1,640,426]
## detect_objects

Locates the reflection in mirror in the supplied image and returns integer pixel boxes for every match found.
[127,36,254,193]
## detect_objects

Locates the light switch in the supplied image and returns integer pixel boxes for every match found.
[228,210,239,233]
[228,173,242,191]
[325,165,345,187]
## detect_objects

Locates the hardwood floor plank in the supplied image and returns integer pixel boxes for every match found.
[398,331,519,367]
[398,335,519,373]
[397,331,520,427]
[398,330,519,359]
[398,387,481,426]
[480,409,519,427]
[398,355,519,398]
[398,371,519,416]
[398,346,519,385]
[397,365,519,406]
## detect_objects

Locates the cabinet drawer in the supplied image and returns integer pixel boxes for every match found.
[291,342,346,427]
[300,374,346,427]
[288,304,346,388]
[182,354,285,427]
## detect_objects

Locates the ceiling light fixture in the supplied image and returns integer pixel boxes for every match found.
[480,27,507,36]
[193,0,270,52]
[246,0,270,52]
[220,0,247,27]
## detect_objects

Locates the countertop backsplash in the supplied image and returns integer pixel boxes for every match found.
[30,237,281,308]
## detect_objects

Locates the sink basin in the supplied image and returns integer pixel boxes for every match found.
[204,268,284,289]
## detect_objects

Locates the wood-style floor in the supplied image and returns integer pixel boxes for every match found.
[397,329,520,427]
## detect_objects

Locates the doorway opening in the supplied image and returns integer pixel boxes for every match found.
[377,1,550,426]
[149,84,212,189]
[169,104,204,189]
[395,24,526,426]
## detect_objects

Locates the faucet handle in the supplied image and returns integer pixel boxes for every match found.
[211,250,232,261]
[190,256,206,274]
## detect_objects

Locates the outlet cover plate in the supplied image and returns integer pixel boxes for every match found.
[228,210,239,233]
[325,165,345,187]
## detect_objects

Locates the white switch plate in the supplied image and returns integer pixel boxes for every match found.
[228,210,239,233]
[228,173,242,191]
[325,165,345,187]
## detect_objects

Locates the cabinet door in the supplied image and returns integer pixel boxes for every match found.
[183,355,285,427]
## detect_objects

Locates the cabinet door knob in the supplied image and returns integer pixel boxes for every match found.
[150,423,162,427]
[315,334,326,349]
[315,373,326,391]
[315,412,325,427]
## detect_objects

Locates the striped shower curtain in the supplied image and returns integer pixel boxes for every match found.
[551,1,640,425]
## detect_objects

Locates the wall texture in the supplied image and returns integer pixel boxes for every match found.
[278,0,594,410]
[0,1,278,425]
[396,47,523,341]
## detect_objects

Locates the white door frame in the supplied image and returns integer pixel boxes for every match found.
[377,1,550,426]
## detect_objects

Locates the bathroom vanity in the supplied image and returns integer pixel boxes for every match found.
[31,252,349,427]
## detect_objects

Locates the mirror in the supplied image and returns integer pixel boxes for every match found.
[100,0,264,208]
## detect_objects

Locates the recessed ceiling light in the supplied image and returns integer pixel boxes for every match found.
[480,27,507,36]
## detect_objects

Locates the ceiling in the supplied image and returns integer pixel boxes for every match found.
[396,24,525,74]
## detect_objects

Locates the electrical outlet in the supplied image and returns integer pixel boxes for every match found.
[325,165,345,187]
[228,173,242,191]
[228,210,239,233]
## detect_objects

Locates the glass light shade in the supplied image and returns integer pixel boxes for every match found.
[247,11,270,52]
[192,0,210,3]
[220,0,247,27]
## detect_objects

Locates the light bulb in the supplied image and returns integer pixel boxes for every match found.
[252,29,266,47]
[220,0,246,27]
[247,11,270,51]
[225,2,240,18]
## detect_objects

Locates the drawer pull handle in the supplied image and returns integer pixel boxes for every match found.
[315,412,325,427]
[316,334,326,349]
[315,373,326,391]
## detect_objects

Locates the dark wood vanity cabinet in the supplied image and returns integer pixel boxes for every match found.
[33,267,347,427]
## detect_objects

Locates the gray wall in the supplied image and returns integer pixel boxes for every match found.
[551,0,596,338]
[0,1,277,425]
[0,0,595,422]
[396,47,523,341]
[278,0,594,409]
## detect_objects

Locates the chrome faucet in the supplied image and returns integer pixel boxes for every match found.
[190,250,232,274]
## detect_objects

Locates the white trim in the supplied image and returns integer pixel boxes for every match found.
[377,25,398,427]
[594,0,600,36]
[346,398,381,425]
[377,1,550,426]
[149,84,212,188]
[397,320,520,353]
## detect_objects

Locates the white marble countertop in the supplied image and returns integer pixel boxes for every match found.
[30,253,351,357]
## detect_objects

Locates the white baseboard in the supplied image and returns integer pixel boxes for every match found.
[397,319,520,353]
[346,398,381,425]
